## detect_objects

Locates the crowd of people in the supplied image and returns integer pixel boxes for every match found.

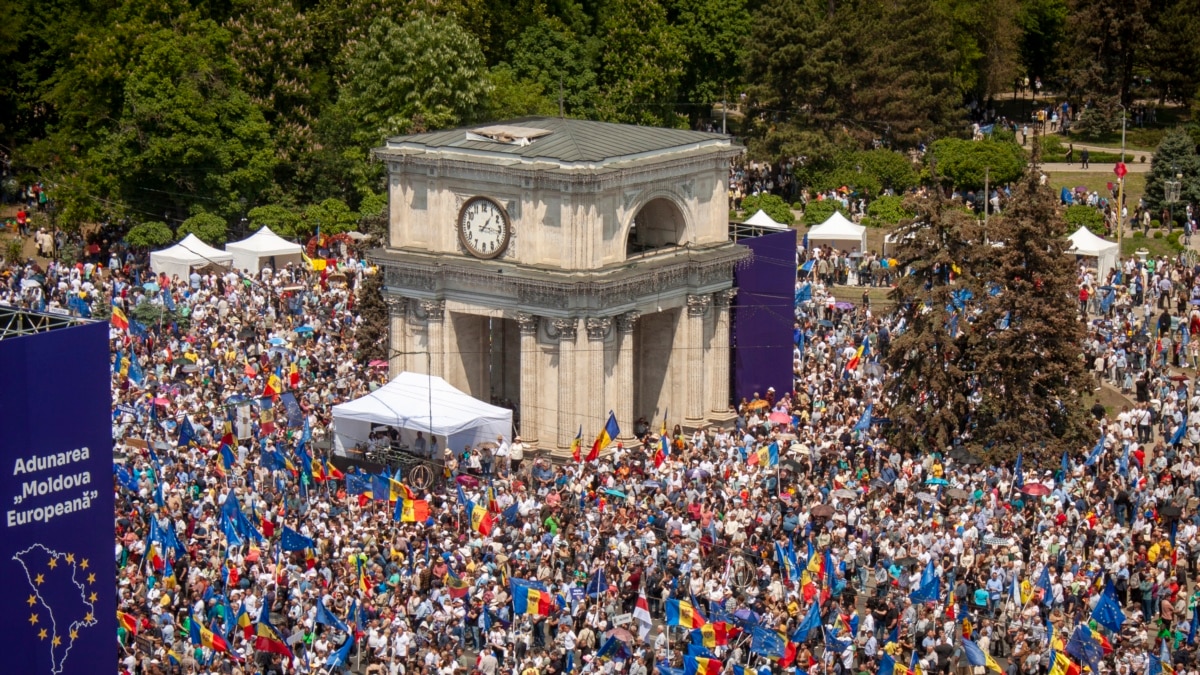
[0,213,1196,675]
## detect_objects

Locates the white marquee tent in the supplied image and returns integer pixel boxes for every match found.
[149,234,234,280]
[1067,226,1119,281]
[331,372,512,458]
[743,209,788,230]
[806,211,867,253]
[225,226,304,272]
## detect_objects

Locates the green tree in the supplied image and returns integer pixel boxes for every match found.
[665,0,752,124]
[592,0,687,127]
[125,221,175,248]
[508,17,599,118]
[177,211,229,246]
[302,198,359,238]
[323,12,492,200]
[970,162,1089,460]
[226,0,324,198]
[483,65,558,120]
[248,204,303,239]
[740,194,795,225]
[885,193,986,453]
[929,137,1026,190]
[1016,0,1067,81]
[938,0,1020,98]
[334,12,492,146]
[354,271,389,365]
[1061,0,1149,106]
[1143,129,1200,224]
[1143,0,1200,110]
[95,20,276,223]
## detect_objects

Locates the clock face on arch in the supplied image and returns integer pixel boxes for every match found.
[457,196,511,259]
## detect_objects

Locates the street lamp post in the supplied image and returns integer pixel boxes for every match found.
[1115,103,1127,249]
[1166,169,1182,231]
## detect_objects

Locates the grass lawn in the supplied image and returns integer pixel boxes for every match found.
[1045,171,1146,208]
[1120,232,1185,258]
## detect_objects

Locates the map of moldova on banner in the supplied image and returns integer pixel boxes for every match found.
[0,319,116,674]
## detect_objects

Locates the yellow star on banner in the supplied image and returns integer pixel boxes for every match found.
[26,595,36,607]
[28,613,38,625]
[80,559,89,570]
[86,573,95,584]
[84,612,93,623]
[69,629,78,640]
[52,636,61,647]
[34,574,44,585]
[38,628,47,640]
[65,553,75,564]
[47,557,57,570]
[88,592,97,603]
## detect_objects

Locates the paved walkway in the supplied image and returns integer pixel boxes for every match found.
[1043,162,1149,173]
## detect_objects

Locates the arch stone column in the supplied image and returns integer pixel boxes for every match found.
[516,312,540,446]
[420,299,445,378]
[614,311,639,440]
[554,318,578,448]
[384,295,408,378]
[709,289,736,414]
[685,294,711,423]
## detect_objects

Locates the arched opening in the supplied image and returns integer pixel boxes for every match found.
[626,197,687,258]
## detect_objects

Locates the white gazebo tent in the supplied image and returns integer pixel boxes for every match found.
[806,211,867,253]
[331,372,513,459]
[224,226,304,273]
[149,234,234,280]
[1066,226,1119,281]
[743,209,788,230]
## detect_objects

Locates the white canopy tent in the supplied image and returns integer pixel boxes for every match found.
[225,226,304,272]
[1066,226,1119,281]
[806,211,867,253]
[331,372,512,458]
[743,209,788,230]
[150,234,234,280]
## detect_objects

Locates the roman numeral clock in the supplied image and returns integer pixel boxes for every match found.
[457,196,511,259]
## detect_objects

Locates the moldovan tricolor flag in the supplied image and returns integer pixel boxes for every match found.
[587,411,619,462]
[665,598,707,628]
[634,591,653,641]
[571,425,583,462]
[511,581,557,616]
[262,373,282,397]
[470,503,495,535]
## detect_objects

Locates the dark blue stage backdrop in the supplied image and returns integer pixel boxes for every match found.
[733,229,797,404]
[0,319,115,674]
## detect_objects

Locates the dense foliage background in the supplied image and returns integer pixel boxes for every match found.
[1,0,1198,239]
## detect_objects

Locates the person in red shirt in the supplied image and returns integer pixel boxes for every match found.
[16,207,27,236]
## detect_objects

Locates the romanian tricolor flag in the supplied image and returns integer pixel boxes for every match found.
[683,655,722,675]
[236,603,253,639]
[311,456,325,482]
[665,598,707,628]
[356,556,371,595]
[118,611,139,635]
[288,362,300,387]
[1090,626,1113,655]
[325,458,344,480]
[512,582,557,616]
[111,306,129,331]
[389,479,415,502]
[470,503,495,535]
[167,650,182,667]
[445,569,470,599]
[587,411,619,462]
[253,620,293,658]
[845,343,865,371]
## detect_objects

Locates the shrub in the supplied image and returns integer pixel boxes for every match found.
[1132,231,1145,238]
[176,211,229,246]
[1151,220,1161,229]
[740,193,795,225]
[802,199,846,226]
[866,195,913,226]
[1153,231,1163,239]
[1063,205,1107,237]
[793,202,804,210]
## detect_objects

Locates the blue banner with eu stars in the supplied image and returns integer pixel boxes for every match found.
[0,317,115,674]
